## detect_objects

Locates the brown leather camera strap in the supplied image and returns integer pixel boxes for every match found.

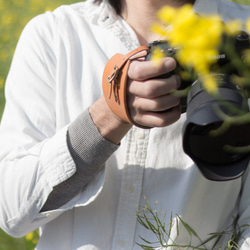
[102,46,150,128]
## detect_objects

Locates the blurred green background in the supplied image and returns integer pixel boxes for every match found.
[0,0,82,249]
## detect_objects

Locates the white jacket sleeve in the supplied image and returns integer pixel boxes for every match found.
[0,13,77,237]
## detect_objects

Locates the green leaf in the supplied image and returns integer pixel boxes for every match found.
[177,215,199,238]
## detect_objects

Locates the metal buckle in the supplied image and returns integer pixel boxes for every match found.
[107,65,118,83]
[107,65,120,103]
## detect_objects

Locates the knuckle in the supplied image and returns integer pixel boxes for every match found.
[142,83,155,98]
[150,101,159,111]
[166,57,177,69]
[172,96,181,106]
[159,57,176,73]
[130,62,143,80]
[157,109,181,127]
[170,75,181,90]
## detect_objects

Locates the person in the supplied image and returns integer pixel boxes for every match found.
[0,0,250,249]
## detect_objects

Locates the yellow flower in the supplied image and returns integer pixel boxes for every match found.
[151,23,168,38]
[157,5,177,24]
[25,231,39,244]
[246,18,250,32]
[25,232,34,241]
[152,4,226,94]
[151,46,165,66]
[45,7,53,12]
[202,75,218,94]
[226,19,242,32]
[1,14,13,25]
[0,77,4,89]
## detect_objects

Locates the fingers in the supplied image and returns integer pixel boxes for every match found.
[128,57,177,81]
[128,75,181,98]
[129,104,181,128]
[127,57,182,128]
[128,92,181,128]
[130,94,180,112]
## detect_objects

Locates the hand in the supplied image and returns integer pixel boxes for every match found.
[89,57,181,145]
[127,57,181,128]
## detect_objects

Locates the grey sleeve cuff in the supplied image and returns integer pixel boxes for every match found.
[41,109,119,212]
[67,109,119,172]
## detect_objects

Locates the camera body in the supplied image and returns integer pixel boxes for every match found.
[146,32,250,181]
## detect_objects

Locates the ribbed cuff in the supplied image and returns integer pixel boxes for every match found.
[41,110,119,211]
[67,109,119,172]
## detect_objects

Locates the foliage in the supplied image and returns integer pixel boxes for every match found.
[151,4,250,155]
[152,4,250,95]
[136,199,250,250]
[0,230,40,250]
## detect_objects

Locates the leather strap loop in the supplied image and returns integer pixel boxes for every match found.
[102,46,150,128]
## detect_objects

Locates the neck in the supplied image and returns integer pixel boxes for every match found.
[121,0,195,45]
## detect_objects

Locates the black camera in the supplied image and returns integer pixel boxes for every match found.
[146,31,250,181]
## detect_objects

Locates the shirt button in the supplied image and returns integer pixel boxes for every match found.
[134,130,144,139]
[128,184,135,193]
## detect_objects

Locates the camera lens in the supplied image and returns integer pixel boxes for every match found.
[183,74,250,180]
[187,122,248,166]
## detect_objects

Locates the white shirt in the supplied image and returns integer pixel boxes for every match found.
[0,0,250,249]
[196,0,250,24]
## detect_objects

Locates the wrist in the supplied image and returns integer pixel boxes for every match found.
[89,96,132,145]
